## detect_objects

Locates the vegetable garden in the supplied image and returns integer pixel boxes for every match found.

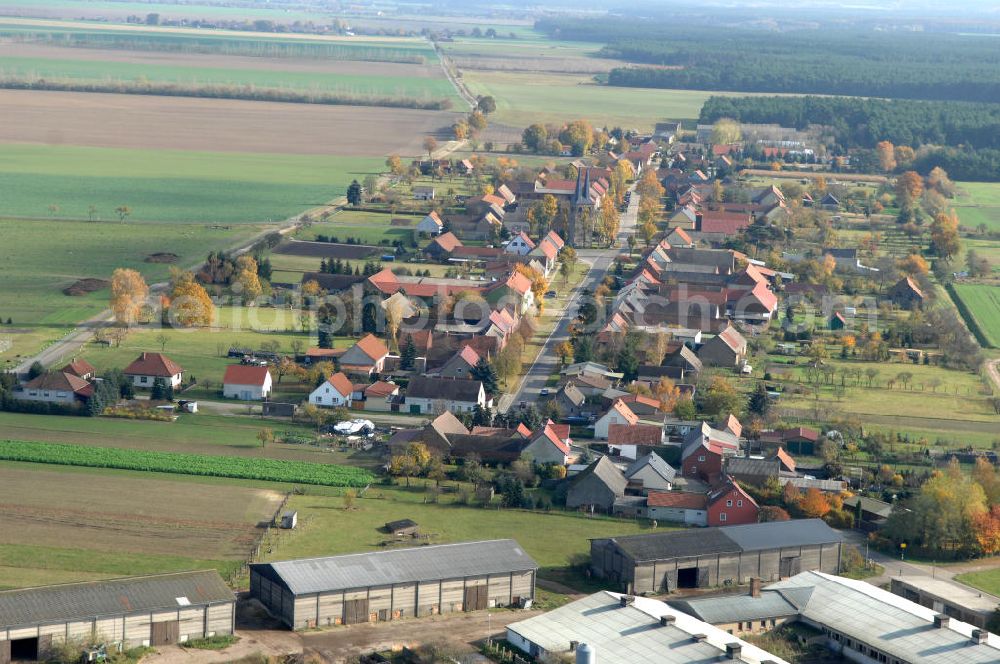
[0,440,374,486]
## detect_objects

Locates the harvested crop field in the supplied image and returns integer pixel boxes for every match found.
[0,463,282,587]
[61,277,108,296]
[0,89,458,156]
[0,42,445,78]
[274,239,380,259]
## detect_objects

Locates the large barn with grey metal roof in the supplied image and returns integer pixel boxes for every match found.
[249,540,537,629]
[0,571,234,663]
[590,519,842,594]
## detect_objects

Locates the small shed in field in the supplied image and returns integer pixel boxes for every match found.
[280,511,298,529]
[385,519,419,536]
[249,539,537,629]
[0,571,234,661]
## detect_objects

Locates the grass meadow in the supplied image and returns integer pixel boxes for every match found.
[0,218,271,363]
[951,283,1000,348]
[0,0,330,22]
[461,70,714,129]
[955,182,1000,232]
[955,569,1000,597]
[0,143,383,223]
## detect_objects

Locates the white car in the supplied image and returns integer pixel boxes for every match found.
[741,364,753,375]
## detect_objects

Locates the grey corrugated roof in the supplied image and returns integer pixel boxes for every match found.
[252,540,537,596]
[601,519,841,563]
[721,519,842,551]
[570,457,628,495]
[726,457,779,478]
[0,571,233,629]
[669,587,813,624]
[608,529,742,562]
[624,453,677,483]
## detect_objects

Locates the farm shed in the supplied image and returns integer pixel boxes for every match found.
[590,519,842,594]
[385,519,419,536]
[0,571,234,661]
[249,540,537,630]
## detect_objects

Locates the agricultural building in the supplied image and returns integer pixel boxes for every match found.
[249,540,537,630]
[0,571,234,662]
[590,519,842,594]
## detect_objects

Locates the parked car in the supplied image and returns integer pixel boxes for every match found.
[539,388,550,396]
[544,290,557,298]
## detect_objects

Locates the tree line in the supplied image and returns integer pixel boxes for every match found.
[699,96,1000,181]
[536,18,1000,103]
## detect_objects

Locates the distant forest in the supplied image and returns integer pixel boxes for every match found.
[535,18,1000,103]
[699,96,1000,181]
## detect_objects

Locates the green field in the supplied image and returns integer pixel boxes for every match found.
[955,568,1000,597]
[462,70,714,129]
[951,283,1000,348]
[0,55,459,102]
[955,182,1000,232]
[0,0,331,22]
[0,218,272,363]
[0,143,382,223]
[268,484,657,572]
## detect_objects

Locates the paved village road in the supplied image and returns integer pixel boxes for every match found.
[498,186,640,413]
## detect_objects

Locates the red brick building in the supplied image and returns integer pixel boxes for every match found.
[706,477,759,527]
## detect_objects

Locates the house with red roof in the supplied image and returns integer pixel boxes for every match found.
[523,421,571,465]
[665,226,694,247]
[707,476,759,526]
[697,210,752,236]
[361,381,399,412]
[889,276,925,310]
[530,238,558,275]
[123,352,184,389]
[222,365,273,401]
[645,491,709,525]
[433,345,481,380]
[60,358,95,381]
[729,281,778,323]
[340,334,390,377]
[505,231,536,256]
[486,270,534,314]
[417,211,444,236]
[15,371,94,407]
[697,323,748,368]
[594,399,639,439]
[423,232,463,260]
[308,371,354,407]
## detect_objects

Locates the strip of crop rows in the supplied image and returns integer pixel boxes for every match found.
[0,439,373,487]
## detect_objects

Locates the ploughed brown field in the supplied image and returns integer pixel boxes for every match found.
[0,465,282,559]
[0,41,446,78]
[0,89,457,156]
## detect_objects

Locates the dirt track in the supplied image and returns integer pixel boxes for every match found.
[0,89,458,156]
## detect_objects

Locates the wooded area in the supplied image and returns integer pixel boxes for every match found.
[536,18,1000,103]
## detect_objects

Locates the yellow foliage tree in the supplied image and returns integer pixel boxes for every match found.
[109,268,149,326]
[167,270,215,327]
[234,255,263,303]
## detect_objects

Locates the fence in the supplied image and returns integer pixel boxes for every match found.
[227,490,292,588]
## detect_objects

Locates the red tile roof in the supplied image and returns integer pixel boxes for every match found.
[432,232,463,253]
[124,352,183,377]
[534,423,570,455]
[607,399,639,425]
[608,423,663,446]
[549,422,571,442]
[365,381,398,398]
[223,364,271,386]
[326,371,354,396]
[353,333,389,362]
[647,491,707,509]
[544,230,565,250]
[667,227,693,245]
[619,394,662,410]
[717,325,747,353]
[61,359,95,378]
[22,371,94,397]
[306,347,343,359]
[504,271,533,296]
[775,447,796,473]
[458,345,481,367]
[516,422,532,438]
[699,211,751,235]
[513,231,536,249]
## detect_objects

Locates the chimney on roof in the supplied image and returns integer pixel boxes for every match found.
[972,629,988,645]
[933,615,950,629]
[725,643,742,660]
[619,595,632,607]
[569,640,578,652]
[750,577,762,598]
[659,615,676,627]
[692,633,707,642]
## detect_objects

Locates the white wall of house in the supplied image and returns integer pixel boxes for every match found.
[594,411,632,439]
[505,237,533,256]
[223,376,272,401]
[129,373,182,389]
[404,397,483,415]
[646,505,707,526]
[15,389,78,405]
[417,216,442,235]
[629,466,672,492]
[309,383,352,407]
